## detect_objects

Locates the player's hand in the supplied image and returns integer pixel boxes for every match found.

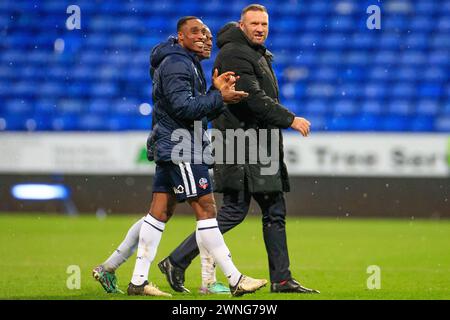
[219,82,248,104]
[290,117,311,137]
[213,69,239,90]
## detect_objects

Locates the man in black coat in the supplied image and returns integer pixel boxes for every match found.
[159,5,319,294]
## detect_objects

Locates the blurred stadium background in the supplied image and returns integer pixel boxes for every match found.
[0,0,449,217]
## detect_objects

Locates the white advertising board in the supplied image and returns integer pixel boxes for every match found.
[0,132,449,177]
[283,133,450,177]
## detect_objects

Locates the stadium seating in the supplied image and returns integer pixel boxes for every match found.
[0,0,448,132]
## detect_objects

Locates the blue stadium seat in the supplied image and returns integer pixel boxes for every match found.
[337,84,361,98]
[432,34,450,49]
[132,115,152,130]
[111,99,140,115]
[405,34,427,48]
[442,103,450,115]
[416,1,438,14]
[4,99,33,114]
[334,100,357,115]
[326,115,356,131]
[277,18,299,32]
[379,33,401,49]
[0,116,27,131]
[313,67,338,81]
[419,84,443,98]
[90,82,118,97]
[89,99,111,114]
[0,0,448,132]
[391,83,416,98]
[51,115,79,131]
[409,16,434,31]
[108,115,133,131]
[323,33,346,49]
[383,16,408,30]
[394,67,418,81]
[370,67,390,81]
[32,115,54,131]
[38,82,64,98]
[298,33,320,48]
[375,51,397,64]
[434,116,450,131]
[78,114,109,131]
[428,50,450,65]
[318,52,342,65]
[56,99,85,115]
[388,100,413,116]
[410,116,434,131]
[423,66,448,82]
[341,67,365,81]
[401,51,426,65]
[346,51,369,65]
[35,99,57,114]
[304,99,328,115]
[354,115,381,131]
[10,81,36,97]
[382,115,412,131]
[305,17,325,31]
[438,17,450,32]
[361,101,383,115]
[329,17,353,31]
[364,83,387,99]
[416,100,439,116]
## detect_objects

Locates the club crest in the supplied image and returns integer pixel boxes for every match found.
[198,177,208,190]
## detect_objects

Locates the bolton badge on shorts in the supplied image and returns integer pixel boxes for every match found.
[198,177,209,190]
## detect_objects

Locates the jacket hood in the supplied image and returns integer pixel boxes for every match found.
[216,22,273,61]
[216,22,247,49]
[150,36,195,70]
[217,22,266,50]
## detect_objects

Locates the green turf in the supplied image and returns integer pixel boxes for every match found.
[0,214,449,300]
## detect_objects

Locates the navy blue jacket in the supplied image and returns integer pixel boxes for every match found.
[147,37,224,164]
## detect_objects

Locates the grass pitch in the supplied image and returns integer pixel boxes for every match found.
[0,214,449,300]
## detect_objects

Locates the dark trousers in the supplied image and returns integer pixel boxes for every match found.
[169,189,292,283]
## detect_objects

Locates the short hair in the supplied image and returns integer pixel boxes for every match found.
[177,16,200,32]
[241,4,268,19]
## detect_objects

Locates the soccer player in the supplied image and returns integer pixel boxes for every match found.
[158,5,320,294]
[93,17,267,297]
[92,25,230,296]
[194,26,232,295]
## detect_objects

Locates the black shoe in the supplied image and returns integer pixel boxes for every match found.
[158,257,190,293]
[271,278,320,294]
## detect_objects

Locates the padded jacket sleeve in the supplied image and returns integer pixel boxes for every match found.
[161,57,224,121]
[220,54,295,128]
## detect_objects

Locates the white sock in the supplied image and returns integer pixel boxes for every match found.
[196,218,241,287]
[200,252,217,287]
[103,217,144,272]
[197,237,217,287]
[131,214,165,286]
